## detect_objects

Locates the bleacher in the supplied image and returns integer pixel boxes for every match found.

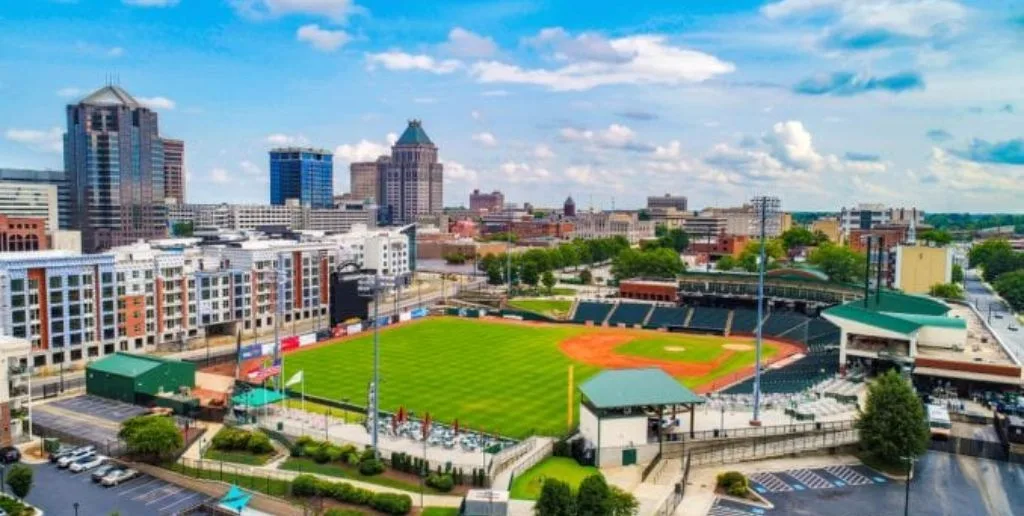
[729,308,761,334]
[686,307,730,332]
[571,301,615,324]
[805,319,841,352]
[723,348,840,395]
[607,302,653,327]
[761,313,809,338]
[646,307,688,329]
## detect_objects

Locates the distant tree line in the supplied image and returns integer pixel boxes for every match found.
[970,239,1024,311]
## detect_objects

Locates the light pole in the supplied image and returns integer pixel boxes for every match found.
[73,502,80,516]
[750,195,780,426]
[359,271,406,457]
[902,455,916,516]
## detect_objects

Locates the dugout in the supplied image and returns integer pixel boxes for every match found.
[579,368,704,468]
[86,352,196,405]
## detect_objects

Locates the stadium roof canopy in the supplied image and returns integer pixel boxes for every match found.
[581,368,704,408]
[89,352,171,377]
[231,388,285,408]
[822,291,958,335]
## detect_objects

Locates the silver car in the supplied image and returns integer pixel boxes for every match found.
[101,468,138,487]
[69,455,106,473]
[57,448,96,468]
[91,463,118,482]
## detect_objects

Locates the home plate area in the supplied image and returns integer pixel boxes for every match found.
[748,465,886,494]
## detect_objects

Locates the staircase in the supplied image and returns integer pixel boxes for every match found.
[641,305,656,327]
[600,302,618,326]
[724,309,735,336]
[683,307,695,327]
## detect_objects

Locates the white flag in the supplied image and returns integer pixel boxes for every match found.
[285,370,304,387]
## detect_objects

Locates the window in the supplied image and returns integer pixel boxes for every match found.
[11,295,24,308]
[68,275,79,287]
[51,336,63,348]
[102,272,113,284]
[50,291,63,304]
[49,276,61,289]
[50,306,63,318]
[10,279,24,292]
[51,321,64,333]
[70,349,82,361]
[33,356,46,368]
[12,326,26,338]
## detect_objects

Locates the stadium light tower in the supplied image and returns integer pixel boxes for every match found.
[750,195,781,426]
[359,270,408,457]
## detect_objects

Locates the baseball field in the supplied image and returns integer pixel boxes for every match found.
[280,317,792,439]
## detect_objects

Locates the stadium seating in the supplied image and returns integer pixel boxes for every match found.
[729,308,761,334]
[686,307,730,331]
[572,301,615,324]
[646,307,688,329]
[607,302,653,327]
[761,313,809,338]
[723,348,840,395]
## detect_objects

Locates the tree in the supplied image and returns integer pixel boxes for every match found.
[780,227,818,251]
[715,255,738,271]
[658,228,690,253]
[541,271,556,293]
[443,252,467,265]
[951,263,964,283]
[981,247,1024,283]
[928,283,964,300]
[6,464,32,498]
[968,239,1012,269]
[807,243,866,283]
[611,248,684,280]
[995,270,1024,312]
[856,370,928,470]
[171,221,194,237]
[534,478,575,516]
[579,269,593,285]
[521,262,540,287]
[608,486,639,516]
[918,229,952,246]
[119,415,183,461]
[485,261,503,285]
[576,475,611,515]
[737,239,785,272]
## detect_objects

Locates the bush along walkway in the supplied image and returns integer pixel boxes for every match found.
[175,444,465,509]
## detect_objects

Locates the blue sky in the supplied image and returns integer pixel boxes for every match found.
[1,0,1022,211]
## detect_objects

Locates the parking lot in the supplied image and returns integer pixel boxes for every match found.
[33,395,149,451]
[25,461,217,515]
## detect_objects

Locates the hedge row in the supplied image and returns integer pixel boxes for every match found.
[211,427,273,455]
[293,474,412,515]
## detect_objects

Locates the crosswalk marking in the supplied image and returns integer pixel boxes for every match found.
[748,472,793,492]
[708,502,755,516]
[823,465,873,486]
[787,468,834,489]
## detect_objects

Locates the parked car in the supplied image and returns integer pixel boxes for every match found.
[0,446,21,464]
[58,448,96,468]
[1010,325,1019,332]
[101,468,138,487]
[91,463,118,482]
[49,445,76,463]
[69,455,106,473]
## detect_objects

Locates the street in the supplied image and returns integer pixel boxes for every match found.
[964,268,1023,361]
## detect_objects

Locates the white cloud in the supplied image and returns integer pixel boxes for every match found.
[107,47,125,57]
[501,161,552,184]
[925,148,1024,194]
[560,124,648,151]
[386,132,398,145]
[296,24,350,52]
[365,52,462,74]
[470,110,482,120]
[441,160,479,183]
[533,144,556,159]
[563,165,626,191]
[471,34,734,91]
[471,132,497,146]
[4,127,63,153]
[122,0,180,7]
[56,87,82,98]
[653,141,682,159]
[851,175,899,197]
[209,168,232,185]
[762,120,825,171]
[231,0,359,22]
[481,89,509,97]
[525,27,633,63]
[238,160,269,184]
[265,133,308,146]
[441,27,497,58]
[335,139,389,164]
[137,96,176,110]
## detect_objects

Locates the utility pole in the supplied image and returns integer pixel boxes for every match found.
[750,196,779,426]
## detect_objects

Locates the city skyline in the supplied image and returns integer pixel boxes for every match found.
[0,1,1022,211]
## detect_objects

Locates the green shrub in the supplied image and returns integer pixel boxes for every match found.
[292,474,322,497]
[716,471,748,497]
[552,440,570,457]
[247,432,273,454]
[726,482,748,497]
[359,457,385,476]
[325,509,364,516]
[370,492,413,515]
[426,473,454,492]
[295,435,315,447]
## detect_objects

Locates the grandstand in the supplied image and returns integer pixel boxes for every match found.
[723,349,840,395]
[729,307,761,334]
[646,306,689,329]
[606,302,653,327]
[686,307,730,332]
[761,312,810,339]
[571,301,615,325]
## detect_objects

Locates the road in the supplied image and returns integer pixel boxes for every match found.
[964,268,1023,361]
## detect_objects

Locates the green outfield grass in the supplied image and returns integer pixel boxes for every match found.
[282,317,776,438]
[507,298,574,317]
[509,457,600,500]
[283,318,598,438]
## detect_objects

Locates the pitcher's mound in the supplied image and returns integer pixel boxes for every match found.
[723,343,754,351]
[663,346,686,352]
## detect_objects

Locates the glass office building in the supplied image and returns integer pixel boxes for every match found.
[269,148,333,209]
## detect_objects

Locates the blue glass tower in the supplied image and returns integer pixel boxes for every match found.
[269,147,333,208]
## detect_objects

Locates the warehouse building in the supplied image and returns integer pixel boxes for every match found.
[85,352,196,406]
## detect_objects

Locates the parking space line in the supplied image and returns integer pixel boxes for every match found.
[823,465,873,486]
[145,486,184,505]
[117,477,161,496]
[158,491,201,512]
[786,469,834,489]
[748,472,793,493]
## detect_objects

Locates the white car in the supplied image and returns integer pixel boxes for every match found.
[57,448,96,468]
[101,468,138,487]
[69,455,106,473]
[91,463,118,482]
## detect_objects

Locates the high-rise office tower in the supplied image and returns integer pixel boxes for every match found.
[349,156,387,203]
[269,147,333,209]
[162,138,185,204]
[64,85,169,252]
[383,120,443,224]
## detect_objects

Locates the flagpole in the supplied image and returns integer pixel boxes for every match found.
[301,374,306,413]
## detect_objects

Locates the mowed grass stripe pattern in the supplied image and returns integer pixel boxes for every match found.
[283,318,599,439]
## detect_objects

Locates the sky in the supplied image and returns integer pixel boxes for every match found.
[1,0,1022,212]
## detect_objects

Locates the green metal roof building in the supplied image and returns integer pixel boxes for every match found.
[579,368,704,468]
[86,352,196,404]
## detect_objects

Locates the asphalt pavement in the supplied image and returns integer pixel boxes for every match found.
[964,268,1023,361]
